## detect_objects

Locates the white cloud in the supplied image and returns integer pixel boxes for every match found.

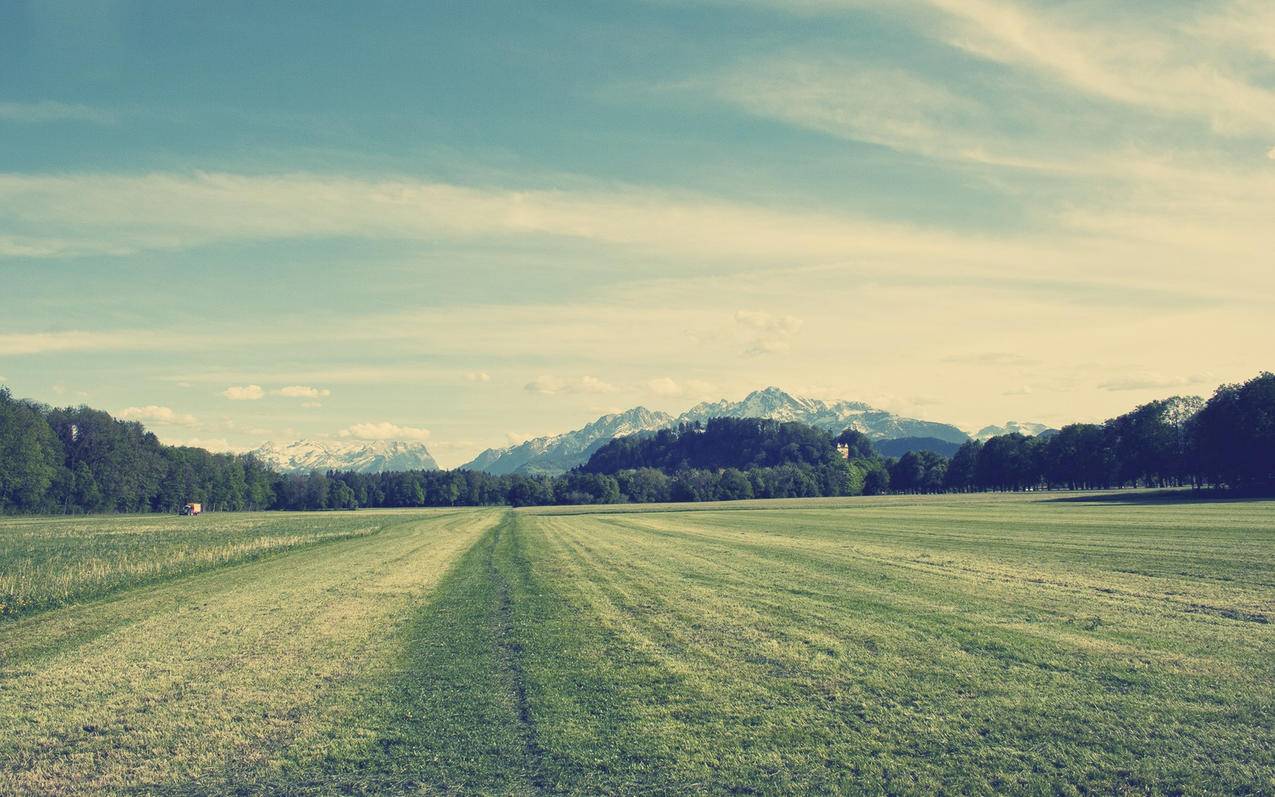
[524,375,617,395]
[647,377,683,396]
[222,384,264,400]
[271,385,331,398]
[743,338,792,356]
[116,405,198,427]
[1268,147,1275,161]
[0,330,187,356]
[301,401,322,408]
[736,309,803,357]
[644,377,716,399]
[1193,0,1275,61]
[711,58,1050,168]
[921,0,1275,136]
[339,421,431,441]
[165,437,247,454]
[466,371,492,382]
[1003,385,1033,396]
[0,171,988,264]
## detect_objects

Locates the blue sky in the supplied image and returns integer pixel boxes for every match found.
[2,0,1273,465]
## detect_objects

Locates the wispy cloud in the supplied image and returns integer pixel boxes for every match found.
[924,0,1275,136]
[524,375,617,395]
[740,0,1275,136]
[0,171,990,264]
[116,405,198,427]
[0,101,118,125]
[221,384,264,401]
[645,377,715,398]
[339,422,431,441]
[647,377,681,396]
[736,309,802,356]
[271,385,331,398]
[0,330,184,355]
[1098,372,1214,392]
[165,437,248,454]
[710,56,1072,171]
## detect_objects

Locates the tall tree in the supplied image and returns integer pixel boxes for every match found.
[0,389,62,512]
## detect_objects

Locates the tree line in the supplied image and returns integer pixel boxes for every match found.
[1,372,1272,514]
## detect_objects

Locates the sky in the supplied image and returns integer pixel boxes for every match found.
[2,0,1273,467]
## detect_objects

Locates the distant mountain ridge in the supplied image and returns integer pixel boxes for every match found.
[461,387,970,475]
[251,439,439,473]
[463,407,673,476]
[973,421,1053,441]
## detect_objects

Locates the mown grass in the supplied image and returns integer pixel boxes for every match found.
[0,509,501,794]
[2,493,1272,794]
[508,493,1275,794]
[0,510,433,619]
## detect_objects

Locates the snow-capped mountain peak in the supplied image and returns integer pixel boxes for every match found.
[461,387,970,475]
[250,439,439,473]
[972,421,1052,441]
[461,407,673,476]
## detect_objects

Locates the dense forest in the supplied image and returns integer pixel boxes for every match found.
[0,372,1272,513]
[583,417,845,474]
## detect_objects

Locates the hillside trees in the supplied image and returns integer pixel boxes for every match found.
[0,389,62,512]
[944,441,981,491]
[889,451,948,493]
[1191,372,1275,489]
[1038,424,1112,490]
[834,429,875,459]
[583,417,842,474]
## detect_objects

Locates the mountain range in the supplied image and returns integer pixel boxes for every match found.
[250,439,439,474]
[460,387,973,476]
[249,389,1049,476]
[462,407,673,476]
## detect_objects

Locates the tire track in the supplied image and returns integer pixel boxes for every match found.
[486,512,549,794]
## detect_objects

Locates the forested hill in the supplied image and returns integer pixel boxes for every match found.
[0,394,276,514]
[580,417,842,474]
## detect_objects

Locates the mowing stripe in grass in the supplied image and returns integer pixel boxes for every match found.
[488,512,551,794]
[0,509,450,622]
[0,510,502,795]
[503,503,1275,794]
[253,509,542,795]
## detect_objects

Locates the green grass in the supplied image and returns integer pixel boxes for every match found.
[0,509,500,794]
[1,493,1272,794]
[0,509,444,619]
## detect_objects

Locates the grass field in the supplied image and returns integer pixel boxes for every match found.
[1,493,1272,794]
[0,510,438,619]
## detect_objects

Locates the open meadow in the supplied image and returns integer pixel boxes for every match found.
[1,493,1272,794]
